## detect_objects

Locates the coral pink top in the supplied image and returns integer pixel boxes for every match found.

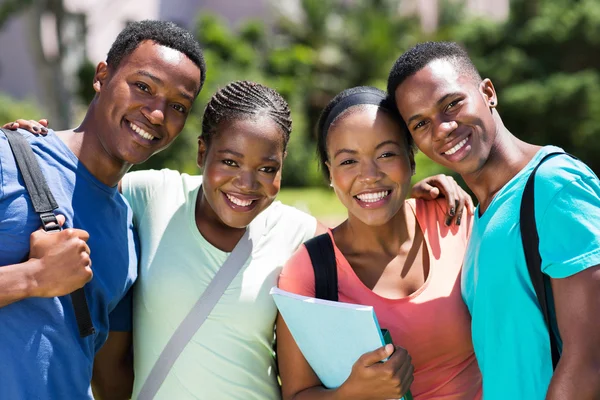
[278,198,482,399]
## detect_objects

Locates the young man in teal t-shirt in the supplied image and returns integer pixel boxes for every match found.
[388,42,600,399]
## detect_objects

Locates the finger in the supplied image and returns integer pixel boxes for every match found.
[38,119,49,127]
[410,182,436,200]
[428,186,440,199]
[15,119,45,134]
[2,122,18,130]
[359,344,395,367]
[466,193,475,215]
[454,196,466,226]
[397,366,414,398]
[81,240,91,256]
[56,214,66,227]
[72,229,90,242]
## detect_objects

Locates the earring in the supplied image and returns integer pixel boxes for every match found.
[490,101,495,106]
[329,182,333,187]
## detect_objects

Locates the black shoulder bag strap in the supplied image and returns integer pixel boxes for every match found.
[1,128,95,338]
[304,233,338,301]
[520,151,577,369]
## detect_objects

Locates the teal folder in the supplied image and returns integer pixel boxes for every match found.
[271,287,413,399]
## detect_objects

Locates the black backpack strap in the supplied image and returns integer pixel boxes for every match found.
[520,151,576,369]
[304,233,338,301]
[2,128,95,338]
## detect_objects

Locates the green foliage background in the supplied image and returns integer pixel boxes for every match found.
[3,0,600,190]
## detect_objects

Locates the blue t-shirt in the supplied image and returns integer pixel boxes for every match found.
[462,146,600,399]
[0,129,138,399]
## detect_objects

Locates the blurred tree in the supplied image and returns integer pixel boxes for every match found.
[0,0,87,129]
[0,94,43,123]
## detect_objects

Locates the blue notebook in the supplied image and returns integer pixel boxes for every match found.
[271,286,411,399]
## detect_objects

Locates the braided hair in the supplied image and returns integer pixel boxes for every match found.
[201,81,292,151]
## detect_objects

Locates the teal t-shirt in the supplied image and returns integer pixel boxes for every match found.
[462,146,600,399]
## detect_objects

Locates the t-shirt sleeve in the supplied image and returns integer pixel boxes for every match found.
[273,203,318,250]
[121,169,172,224]
[108,287,133,332]
[538,175,600,278]
[278,245,317,297]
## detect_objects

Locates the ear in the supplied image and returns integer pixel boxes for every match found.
[479,78,498,109]
[325,161,333,185]
[283,150,288,160]
[197,136,208,168]
[93,61,109,93]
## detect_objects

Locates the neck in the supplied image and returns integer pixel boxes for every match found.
[462,113,540,212]
[337,202,413,257]
[56,102,132,187]
[194,190,246,252]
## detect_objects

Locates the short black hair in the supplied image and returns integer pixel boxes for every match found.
[387,41,481,101]
[316,86,415,180]
[201,80,292,151]
[106,20,206,92]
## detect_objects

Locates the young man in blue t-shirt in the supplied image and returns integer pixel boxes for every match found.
[388,42,600,399]
[0,21,205,399]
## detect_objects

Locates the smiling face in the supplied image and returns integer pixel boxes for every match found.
[197,116,285,229]
[92,40,202,165]
[394,59,497,176]
[326,105,414,226]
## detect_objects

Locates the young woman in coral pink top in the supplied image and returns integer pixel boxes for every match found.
[277,86,482,400]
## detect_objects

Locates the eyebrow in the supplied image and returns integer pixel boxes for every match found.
[333,148,357,159]
[135,70,195,103]
[375,140,401,150]
[333,140,400,159]
[406,91,463,126]
[218,149,281,163]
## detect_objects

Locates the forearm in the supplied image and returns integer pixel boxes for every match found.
[0,259,39,307]
[91,355,133,400]
[92,331,134,400]
[286,384,350,400]
[546,356,600,399]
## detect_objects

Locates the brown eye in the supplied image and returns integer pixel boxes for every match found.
[135,82,150,93]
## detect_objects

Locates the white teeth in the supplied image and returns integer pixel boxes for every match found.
[226,193,254,207]
[356,191,389,203]
[444,137,468,155]
[129,122,156,141]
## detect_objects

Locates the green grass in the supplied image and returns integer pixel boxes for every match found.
[277,187,347,226]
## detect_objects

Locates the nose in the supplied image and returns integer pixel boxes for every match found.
[433,119,458,142]
[141,98,166,126]
[358,159,382,184]
[234,170,259,192]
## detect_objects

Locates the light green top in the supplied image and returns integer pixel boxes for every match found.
[122,169,317,399]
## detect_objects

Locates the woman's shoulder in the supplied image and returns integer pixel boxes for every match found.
[263,201,318,240]
[278,238,317,297]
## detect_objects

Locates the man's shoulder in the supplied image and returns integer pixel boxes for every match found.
[534,149,598,198]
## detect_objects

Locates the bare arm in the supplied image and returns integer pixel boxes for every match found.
[0,260,41,307]
[546,265,600,399]
[92,331,134,400]
[277,314,413,400]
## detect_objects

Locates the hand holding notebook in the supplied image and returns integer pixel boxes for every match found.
[334,343,414,400]
[271,287,414,400]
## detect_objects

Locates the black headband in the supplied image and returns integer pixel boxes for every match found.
[323,91,388,134]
